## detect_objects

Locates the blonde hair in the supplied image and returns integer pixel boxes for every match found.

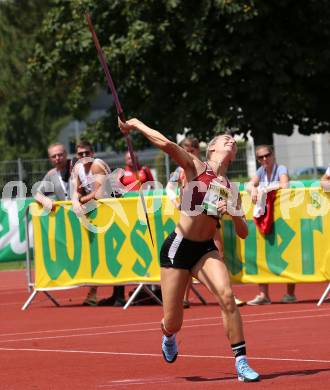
[206,135,223,160]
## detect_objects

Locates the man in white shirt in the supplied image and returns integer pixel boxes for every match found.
[71,141,126,307]
[35,143,71,210]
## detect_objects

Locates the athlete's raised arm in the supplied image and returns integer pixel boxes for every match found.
[118,118,197,172]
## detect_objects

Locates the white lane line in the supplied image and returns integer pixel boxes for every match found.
[0,314,329,344]
[0,288,27,296]
[98,381,174,388]
[0,346,329,364]
[0,326,161,343]
[0,307,328,338]
[244,313,330,324]
[98,378,177,388]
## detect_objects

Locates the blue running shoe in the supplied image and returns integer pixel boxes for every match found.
[162,335,178,363]
[235,357,260,382]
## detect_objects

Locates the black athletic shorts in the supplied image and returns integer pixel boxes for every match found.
[160,231,218,270]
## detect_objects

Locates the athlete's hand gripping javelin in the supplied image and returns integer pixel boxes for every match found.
[118,117,141,135]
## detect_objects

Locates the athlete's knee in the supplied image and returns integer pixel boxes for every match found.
[217,287,236,313]
[161,318,182,336]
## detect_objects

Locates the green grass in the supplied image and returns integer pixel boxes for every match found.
[0,261,27,271]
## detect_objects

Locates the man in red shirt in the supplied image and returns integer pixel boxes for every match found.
[120,151,154,191]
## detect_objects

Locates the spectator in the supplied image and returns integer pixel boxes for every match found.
[320,164,330,191]
[101,151,157,306]
[246,145,296,305]
[120,151,154,191]
[98,151,155,306]
[71,141,125,307]
[166,137,199,207]
[35,143,71,210]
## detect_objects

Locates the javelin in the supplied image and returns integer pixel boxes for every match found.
[86,14,154,246]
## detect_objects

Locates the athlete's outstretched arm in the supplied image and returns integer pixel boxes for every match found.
[118,118,194,171]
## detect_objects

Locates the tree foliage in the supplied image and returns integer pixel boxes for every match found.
[0,0,73,159]
[2,0,330,158]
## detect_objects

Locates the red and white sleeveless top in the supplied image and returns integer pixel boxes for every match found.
[181,162,230,216]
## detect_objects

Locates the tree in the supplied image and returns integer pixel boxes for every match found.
[0,0,71,159]
[3,0,330,157]
[29,0,261,147]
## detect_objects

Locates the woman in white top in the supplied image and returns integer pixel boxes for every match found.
[247,144,296,305]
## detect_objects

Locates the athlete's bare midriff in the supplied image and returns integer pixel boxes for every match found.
[175,212,219,242]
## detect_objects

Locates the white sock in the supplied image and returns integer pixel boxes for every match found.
[164,334,175,342]
[236,355,247,363]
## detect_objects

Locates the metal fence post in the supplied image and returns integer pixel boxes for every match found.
[25,205,33,292]
[17,158,23,182]
[164,153,170,182]
[17,158,25,197]
[311,140,317,179]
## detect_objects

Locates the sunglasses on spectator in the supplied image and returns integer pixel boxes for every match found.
[50,152,64,159]
[77,150,91,157]
[257,152,272,160]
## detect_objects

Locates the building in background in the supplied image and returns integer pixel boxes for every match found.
[273,126,330,178]
[58,89,112,154]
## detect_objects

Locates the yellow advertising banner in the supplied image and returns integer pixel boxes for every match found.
[31,188,330,290]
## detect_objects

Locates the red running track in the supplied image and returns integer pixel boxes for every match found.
[0,270,329,390]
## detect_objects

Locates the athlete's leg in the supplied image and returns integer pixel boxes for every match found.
[192,251,243,343]
[183,277,192,308]
[160,267,190,363]
[192,251,259,381]
[160,267,190,335]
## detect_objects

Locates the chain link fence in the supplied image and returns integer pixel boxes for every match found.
[1,139,326,198]
[0,159,51,198]
[0,143,271,198]
[0,151,171,198]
